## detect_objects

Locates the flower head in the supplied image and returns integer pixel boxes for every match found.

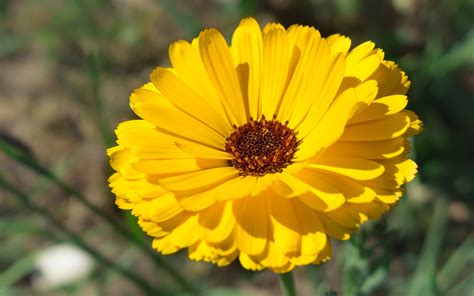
[107,18,422,273]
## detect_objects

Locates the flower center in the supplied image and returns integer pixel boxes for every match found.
[225,115,298,177]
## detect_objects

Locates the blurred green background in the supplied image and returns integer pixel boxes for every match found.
[0,0,472,295]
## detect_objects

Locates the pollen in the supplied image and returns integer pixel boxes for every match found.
[225,115,298,177]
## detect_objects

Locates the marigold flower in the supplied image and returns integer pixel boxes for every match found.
[107,17,422,273]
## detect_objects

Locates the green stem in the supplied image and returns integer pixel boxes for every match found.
[0,140,198,295]
[279,272,296,296]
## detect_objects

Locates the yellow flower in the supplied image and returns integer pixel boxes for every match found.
[107,18,422,273]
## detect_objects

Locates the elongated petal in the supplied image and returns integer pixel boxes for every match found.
[296,53,346,136]
[295,170,346,211]
[309,156,385,181]
[198,202,236,243]
[324,137,405,159]
[159,167,238,193]
[132,158,227,175]
[349,95,408,124]
[151,67,231,135]
[175,140,232,160]
[132,92,225,149]
[340,113,410,141]
[168,40,228,119]
[231,18,263,119]
[295,88,357,161]
[259,24,291,117]
[268,194,302,256]
[199,29,247,125]
[234,194,269,255]
[277,27,325,125]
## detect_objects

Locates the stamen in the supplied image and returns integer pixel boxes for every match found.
[225,115,298,177]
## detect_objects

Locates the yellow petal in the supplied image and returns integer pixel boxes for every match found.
[374,187,402,204]
[348,80,379,119]
[172,174,263,211]
[272,173,310,198]
[278,29,332,128]
[212,176,258,201]
[370,60,410,97]
[349,94,408,124]
[293,200,327,256]
[176,191,216,212]
[167,215,200,249]
[132,91,225,149]
[403,110,423,136]
[327,206,368,228]
[326,202,389,228]
[150,67,231,135]
[199,29,247,125]
[296,53,346,137]
[132,158,227,175]
[159,167,238,193]
[239,252,265,271]
[324,137,405,160]
[346,41,375,65]
[234,194,269,255]
[318,213,354,240]
[268,194,302,256]
[269,262,295,273]
[114,121,198,160]
[231,17,263,119]
[147,193,183,222]
[380,158,418,183]
[132,178,168,199]
[258,240,291,270]
[312,237,332,264]
[188,240,238,267]
[326,174,377,203]
[360,163,403,190]
[327,34,351,56]
[346,54,381,81]
[309,156,385,181]
[252,174,279,196]
[115,197,134,210]
[198,202,236,243]
[114,119,154,136]
[138,218,168,237]
[168,40,227,118]
[295,88,357,161]
[340,113,410,141]
[108,147,143,179]
[259,23,291,117]
[175,140,232,160]
[295,170,346,211]
[152,236,179,255]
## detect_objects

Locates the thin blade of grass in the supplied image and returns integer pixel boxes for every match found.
[86,50,114,149]
[407,197,448,296]
[445,272,474,296]
[437,234,474,292]
[0,253,36,287]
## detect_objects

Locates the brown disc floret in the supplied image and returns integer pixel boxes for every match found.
[225,115,298,177]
